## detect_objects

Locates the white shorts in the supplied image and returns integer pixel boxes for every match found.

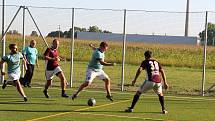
[45,66,62,81]
[85,68,109,83]
[138,80,163,94]
[8,72,21,82]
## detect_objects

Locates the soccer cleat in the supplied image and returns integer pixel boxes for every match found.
[2,80,7,89]
[162,110,168,114]
[24,97,28,102]
[61,93,69,98]
[125,107,133,112]
[71,94,77,100]
[106,95,113,102]
[207,90,215,93]
[43,90,50,98]
[27,85,31,88]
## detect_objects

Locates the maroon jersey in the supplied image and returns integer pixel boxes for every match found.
[140,59,162,83]
[44,48,59,70]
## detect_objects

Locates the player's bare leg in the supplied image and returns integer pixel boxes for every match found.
[72,82,90,100]
[57,72,69,98]
[43,80,52,98]
[104,78,113,101]
[15,80,27,102]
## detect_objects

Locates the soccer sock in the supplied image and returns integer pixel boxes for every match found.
[158,95,165,110]
[130,94,140,109]
[62,90,65,95]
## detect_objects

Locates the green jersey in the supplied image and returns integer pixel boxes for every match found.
[2,52,23,74]
[22,46,38,65]
[88,48,104,71]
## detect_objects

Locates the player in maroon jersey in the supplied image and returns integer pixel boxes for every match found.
[43,39,69,98]
[125,50,168,114]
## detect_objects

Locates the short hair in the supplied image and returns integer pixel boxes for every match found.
[100,41,108,48]
[9,44,17,49]
[144,50,152,59]
[53,39,59,43]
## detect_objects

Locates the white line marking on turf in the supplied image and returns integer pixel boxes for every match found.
[26,99,131,121]
[72,112,165,121]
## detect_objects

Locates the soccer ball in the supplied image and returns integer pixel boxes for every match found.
[87,98,96,106]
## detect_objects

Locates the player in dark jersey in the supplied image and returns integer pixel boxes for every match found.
[43,39,69,98]
[125,50,168,114]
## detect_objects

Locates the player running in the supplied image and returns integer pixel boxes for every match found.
[71,42,115,101]
[0,44,28,102]
[43,39,69,98]
[125,50,168,114]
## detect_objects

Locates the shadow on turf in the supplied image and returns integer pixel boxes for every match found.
[0,109,73,113]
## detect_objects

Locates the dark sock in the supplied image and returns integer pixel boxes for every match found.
[130,94,140,109]
[158,95,165,110]
[62,90,65,95]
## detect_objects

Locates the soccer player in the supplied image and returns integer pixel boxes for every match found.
[22,40,39,87]
[0,44,28,102]
[71,42,115,101]
[43,39,69,98]
[125,50,168,114]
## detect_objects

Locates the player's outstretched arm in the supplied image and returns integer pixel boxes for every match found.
[0,60,6,75]
[89,44,96,50]
[132,67,142,86]
[160,69,168,90]
[99,59,116,66]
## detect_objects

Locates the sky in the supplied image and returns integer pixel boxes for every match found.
[2,0,215,36]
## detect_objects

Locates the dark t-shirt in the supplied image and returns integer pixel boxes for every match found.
[140,59,162,83]
[44,48,59,70]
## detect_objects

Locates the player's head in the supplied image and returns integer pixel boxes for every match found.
[52,39,59,49]
[9,44,18,54]
[99,41,108,52]
[144,50,152,59]
[30,40,36,48]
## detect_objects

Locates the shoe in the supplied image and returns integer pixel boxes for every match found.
[71,94,77,100]
[62,93,69,98]
[24,85,27,87]
[125,107,133,112]
[43,90,50,98]
[2,80,7,89]
[24,97,28,102]
[162,110,168,114]
[27,84,31,88]
[106,95,113,102]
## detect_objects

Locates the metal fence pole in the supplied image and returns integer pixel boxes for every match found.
[70,8,75,88]
[22,6,26,78]
[26,7,49,48]
[1,0,5,83]
[202,11,208,96]
[121,9,127,91]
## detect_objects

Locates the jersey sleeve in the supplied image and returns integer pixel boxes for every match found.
[44,48,50,57]
[140,60,146,69]
[2,55,8,62]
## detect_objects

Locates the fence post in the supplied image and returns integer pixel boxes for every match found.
[22,6,26,78]
[121,9,127,91]
[1,0,5,83]
[202,11,208,96]
[70,8,75,88]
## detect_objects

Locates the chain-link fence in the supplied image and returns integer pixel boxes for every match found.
[1,5,215,96]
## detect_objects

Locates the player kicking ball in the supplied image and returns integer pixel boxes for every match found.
[125,50,168,114]
[0,44,28,102]
[71,42,115,101]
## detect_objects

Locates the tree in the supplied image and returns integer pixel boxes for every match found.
[88,26,102,33]
[7,30,21,35]
[47,31,63,38]
[199,22,215,45]
[30,31,38,37]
